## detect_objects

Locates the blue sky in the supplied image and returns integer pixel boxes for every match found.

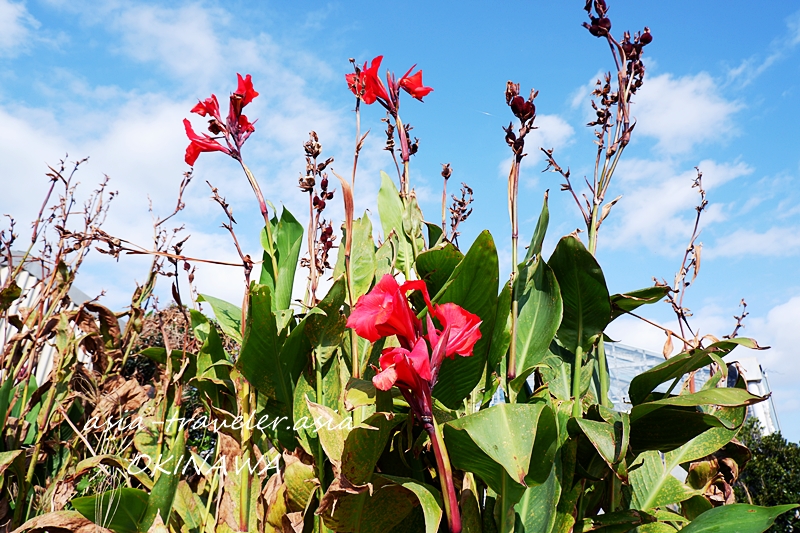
[1,1,799,439]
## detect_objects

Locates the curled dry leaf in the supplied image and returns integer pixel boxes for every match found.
[93,376,149,422]
[662,330,674,358]
[10,510,113,533]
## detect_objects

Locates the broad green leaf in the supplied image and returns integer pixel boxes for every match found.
[293,373,317,456]
[444,403,557,489]
[433,230,499,409]
[237,284,307,405]
[629,338,761,405]
[306,399,348,463]
[609,286,670,321]
[524,190,550,262]
[260,207,304,311]
[334,212,378,300]
[72,487,149,533]
[375,231,399,279]
[663,404,746,466]
[0,375,14,430]
[344,378,378,411]
[630,450,702,510]
[548,235,610,354]
[141,424,186,530]
[341,412,406,485]
[307,276,347,366]
[514,258,563,376]
[486,281,512,372]
[426,221,444,248]
[74,454,154,490]
[577,509,659,532]
[576,417,627,475]
[382,475,443,533]
[415,242,464,297]
[514,462,561,533]
[630,388,767,423]
[378,170,417,275]
[630,406,728,453]
[172,481,205,532]
[679,504,799,533]
[196,294,242,343]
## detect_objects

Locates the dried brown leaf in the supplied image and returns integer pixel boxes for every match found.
[10,510,113,533]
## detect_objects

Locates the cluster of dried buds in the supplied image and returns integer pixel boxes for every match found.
[299,131,335,210]
[583,0,612,37]
[299,131,336,283]
[449,182,474,246]
[620,28,652,94]
[504,82,538,156]
[583,0,652,97]
[312,221,335,273]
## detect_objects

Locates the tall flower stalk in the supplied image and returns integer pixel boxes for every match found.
[503,83,537,383]
[346,55,432,196]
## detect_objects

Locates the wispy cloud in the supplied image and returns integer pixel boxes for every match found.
[727,9,800,86]
[633,72,742,154]
[707,226,800,258]
[603,158,752,253]
[0,0,39,56]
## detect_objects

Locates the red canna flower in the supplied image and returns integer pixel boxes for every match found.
[346,274,475,533]
[373,338,432,392]
[345,274,423,348]
[183,73,259,166]
[346,55,390,106]
[431,303,482,359]
[183,118,231,166]
[191,95,222,120]
[399,67,433,101]
[235,73,259,107]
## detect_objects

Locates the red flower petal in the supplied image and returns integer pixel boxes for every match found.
[346,274,419,346]
[399,69,433,101]
[235,74,259,107]
[191,94,221,119]
[183,118,230,165]
[373,364,398,391]
[433,303,482,358]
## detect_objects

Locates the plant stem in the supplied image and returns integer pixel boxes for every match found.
[238,161,279,280]
[507,160,520,383]
[238,379,252,532]
[597,336,610,408]
[571,344,584,418]
[428,417,461,533]
[315,352,328,533]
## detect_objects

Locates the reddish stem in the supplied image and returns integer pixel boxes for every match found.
[426,420,461,533]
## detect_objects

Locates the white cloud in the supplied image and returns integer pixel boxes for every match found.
[633,72,742,154]
[707,226,800,258]
[0,0,38,56]
[113,4,227,81]
[727,9,800,86]
[604,158,752,253]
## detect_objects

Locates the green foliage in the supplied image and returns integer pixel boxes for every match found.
[736,418,800,532]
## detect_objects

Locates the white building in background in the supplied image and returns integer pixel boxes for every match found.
[605,342,781,435]
[0,252,91,385]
